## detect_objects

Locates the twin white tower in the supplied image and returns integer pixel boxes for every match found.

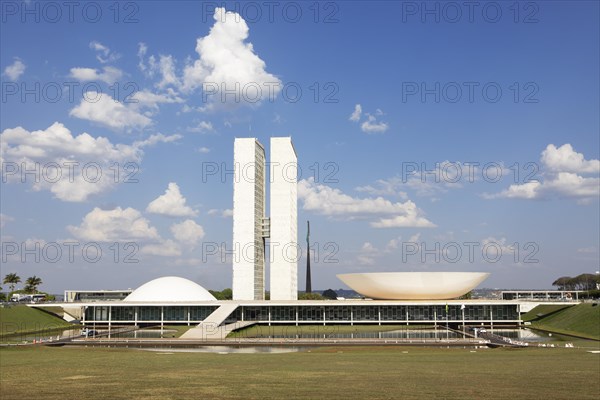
[232,137,298,301]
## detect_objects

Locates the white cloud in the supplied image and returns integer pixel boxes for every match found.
[208,208,233,217]
[196,147,211,153]
[69,66,123,84]
[171,219,205,247]
[361,114,389,134]
[3,58,26,81]
[349,104,362,122]
[137,42,149,72]
[133,132,182,148]
[485,144,599,202]
[542,172,600,198]
[357,242,378,265]
[146,182,198,217]
[181,7,281,108]
[90,41,120,64]
[69,91,152,131]
[385,233,421,252]
[68,207,159,242]
[69,88,183,132]
[298,178,435,228]
[156,55,180,89]
[187,121,215,133]
[0,122,180,202]
[370,210,437,228]
[481,237,516,256]
[129,89,184,111]
[542,144,600,174]
[349,104,389,134]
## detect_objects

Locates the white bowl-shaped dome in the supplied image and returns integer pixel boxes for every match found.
[337,272,490,300]
[124,276,216,302]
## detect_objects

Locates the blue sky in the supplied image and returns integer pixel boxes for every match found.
[1,1,599,294]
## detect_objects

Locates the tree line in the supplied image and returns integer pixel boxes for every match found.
[1,273,43,300]
[552,273,600,291]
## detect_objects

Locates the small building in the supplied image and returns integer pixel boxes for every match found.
[64,289,132,303]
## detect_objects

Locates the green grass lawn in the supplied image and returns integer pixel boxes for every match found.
[0,305,74,337]
[1,345,599,400]
[529,303,600,340]
[521,304,574,322]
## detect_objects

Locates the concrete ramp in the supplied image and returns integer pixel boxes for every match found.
[180,304,245,340]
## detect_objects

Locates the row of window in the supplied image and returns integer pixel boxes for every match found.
[236,305,519,322]
[84,304,519,322]
[85,306,218,322]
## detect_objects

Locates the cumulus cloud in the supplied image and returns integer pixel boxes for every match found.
[180,7,281,109]
[361,114,389,134]
[129,88,184,111]
[0,122,180,202]
[349,104,389,134]
[541,144,600,174]
[208,208,233,217]
[3,58,26,81]
[146,182,198,217]
[70,91,152,131]
[68,207,159,242]
[298,178,435,228]
[485,144,599,202]
[171,219,205,247]
[133,132,182,148]
[69,66,123,84]
[349,104,362,122]
[357,242,378,265]
[90,41,120,64]
[187,121,214,133]
[156,55,180,89]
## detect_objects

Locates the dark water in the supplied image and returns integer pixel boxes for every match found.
[111,329,177,338]
[1,328,81,343]
[139,346,308,354]
[260,329,461,340]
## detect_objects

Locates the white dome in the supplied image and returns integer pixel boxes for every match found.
[124,276,216,302]
[337,272,490,300]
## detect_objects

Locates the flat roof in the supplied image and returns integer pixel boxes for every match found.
[36,299,523,307]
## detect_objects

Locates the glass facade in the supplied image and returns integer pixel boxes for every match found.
[82,303,520,325]
[84,305,218,324]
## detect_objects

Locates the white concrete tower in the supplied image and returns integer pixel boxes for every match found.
[232,138,266,300]
[269,137,298,300]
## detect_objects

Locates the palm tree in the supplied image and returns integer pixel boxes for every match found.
[3,273,21,295]
[24,276,42,294]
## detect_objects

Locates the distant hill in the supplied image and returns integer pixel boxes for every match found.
[313,289,361,299]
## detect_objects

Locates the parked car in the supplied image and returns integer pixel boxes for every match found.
[81,329,98,337]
